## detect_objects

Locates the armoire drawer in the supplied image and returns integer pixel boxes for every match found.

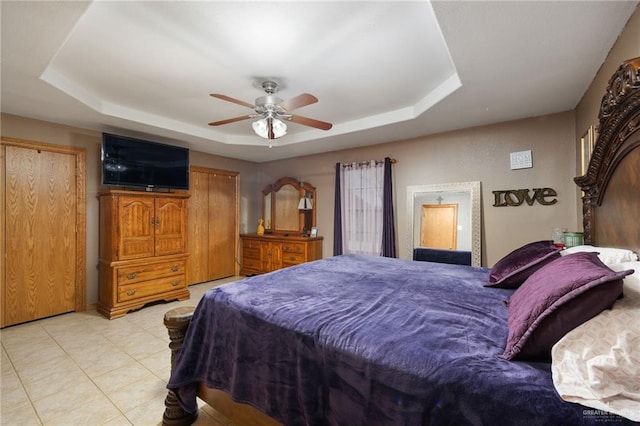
[117,260,186,285]
[118,275,186,303]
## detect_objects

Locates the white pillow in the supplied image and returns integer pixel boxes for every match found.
[609,260,640,281]
[551,260,640,421]
[561,245,638,266]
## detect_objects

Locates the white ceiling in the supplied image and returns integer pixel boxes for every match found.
[2,1,637,163]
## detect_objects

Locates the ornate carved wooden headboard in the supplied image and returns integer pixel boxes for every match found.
[575,57,640,255]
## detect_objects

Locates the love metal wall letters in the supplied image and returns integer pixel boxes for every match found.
[492,188,557,207]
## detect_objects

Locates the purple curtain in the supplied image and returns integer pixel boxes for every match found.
[382,157,396,257]
[333,163,343,255]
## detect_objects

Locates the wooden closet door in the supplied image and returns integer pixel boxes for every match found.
[187,171,210,284]
[208,173,237,280]
[187,167,238,285]
[4,145,77,325]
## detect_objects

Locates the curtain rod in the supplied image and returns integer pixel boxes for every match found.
[338,158,397,168]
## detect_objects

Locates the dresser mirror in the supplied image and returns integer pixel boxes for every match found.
[406,181,481,266]
[263,177,316,235]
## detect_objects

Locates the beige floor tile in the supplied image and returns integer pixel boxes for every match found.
[137,348,171,378]
[72,347,136,378]
[16,353,83,388]
[154,365,172,383]
[100,413,133,426]
[4,340,66,370]
[114,331,168,360]
[1,368,31,412]
[31,380,106,423]
[123,393,165,426]
[92,362,157,394]
[42,395,122,426]
[23,366,90,402]
[55,332,114,353]
[0,402,42,426]
[1,279,239,426]
[1,346,13,373]
[106,374,167,413]
[0,323,49,348]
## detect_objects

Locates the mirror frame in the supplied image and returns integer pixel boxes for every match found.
[406,181,481,266]
[263,177,316,235]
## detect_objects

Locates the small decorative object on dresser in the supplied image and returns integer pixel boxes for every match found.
[98,190,190,319]
[257,218,265,235]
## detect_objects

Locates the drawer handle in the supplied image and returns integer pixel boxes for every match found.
[171,281,180,287]
[289,256,296,261]
[126,289,137,296]
[171,265,179,272]
[126,273,138,280]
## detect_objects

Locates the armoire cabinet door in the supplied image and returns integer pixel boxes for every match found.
[118,196,155,260]
[155,197,188,256]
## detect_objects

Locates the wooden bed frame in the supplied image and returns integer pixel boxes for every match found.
[161,56,640,426]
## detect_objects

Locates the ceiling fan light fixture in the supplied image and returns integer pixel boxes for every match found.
[252,117,287,140]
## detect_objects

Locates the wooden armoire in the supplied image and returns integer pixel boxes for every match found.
[97,190,190,319]
[1,138,86,328]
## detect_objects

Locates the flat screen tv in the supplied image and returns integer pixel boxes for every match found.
[101,133,189,190]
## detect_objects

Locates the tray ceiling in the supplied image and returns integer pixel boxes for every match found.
[1,1,637,162]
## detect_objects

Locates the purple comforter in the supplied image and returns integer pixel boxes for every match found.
[168,255,633,425]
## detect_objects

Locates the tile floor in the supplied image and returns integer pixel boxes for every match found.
[1,278,240,426]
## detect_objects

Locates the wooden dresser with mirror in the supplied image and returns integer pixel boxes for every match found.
[240,177,323,275]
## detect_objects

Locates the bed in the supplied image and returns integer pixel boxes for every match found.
[162,57,640,426]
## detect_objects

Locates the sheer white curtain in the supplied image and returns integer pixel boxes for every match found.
[340,160,385,255]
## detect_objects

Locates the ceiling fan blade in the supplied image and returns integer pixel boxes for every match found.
[288,114,333,131]
[210,94,255,109]
[279,93,318,111]
[268,118,275,140]
[208,115,252,126]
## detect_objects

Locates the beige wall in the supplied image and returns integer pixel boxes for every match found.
[3,110,578,304]
[576,6,639,142]
[1,113,263,305]
[574,6,640,223]
[260,111,578,266]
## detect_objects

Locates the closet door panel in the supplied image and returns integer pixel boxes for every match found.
[187,170,210,284]
[4,146,76,325]
[209,173,236,280]
[187,167,238,285]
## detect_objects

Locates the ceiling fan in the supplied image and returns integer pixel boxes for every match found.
[208,80,333,141]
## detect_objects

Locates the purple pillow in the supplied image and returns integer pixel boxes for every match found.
[485,240,561,289]
[500,251,632,361]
